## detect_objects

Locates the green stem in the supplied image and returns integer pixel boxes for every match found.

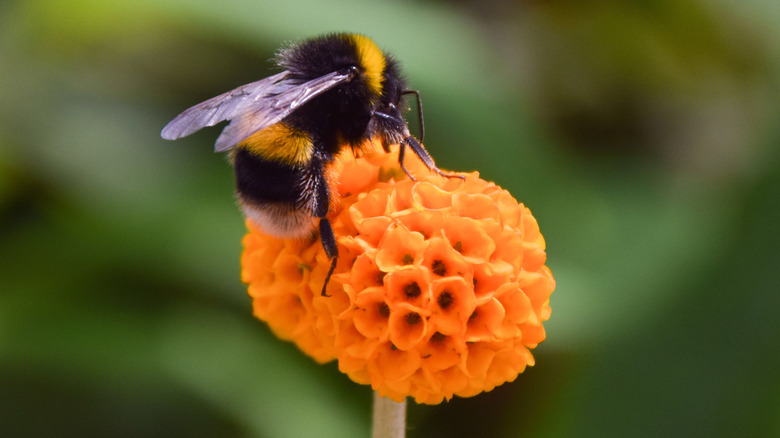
[372,392,407,438]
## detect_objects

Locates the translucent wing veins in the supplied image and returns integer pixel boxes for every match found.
[213,70,354,152]
[160,69,356,153]
[160,71,292,141]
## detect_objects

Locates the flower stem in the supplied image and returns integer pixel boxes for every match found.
[372,392,406,438]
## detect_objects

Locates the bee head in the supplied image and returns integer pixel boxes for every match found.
[368,101,412,151]
[369,56,428,149]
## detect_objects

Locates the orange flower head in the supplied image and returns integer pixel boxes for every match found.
[241,141,555,404]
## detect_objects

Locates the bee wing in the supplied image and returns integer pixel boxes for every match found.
[213,69,354,152]
[160,70,294,141]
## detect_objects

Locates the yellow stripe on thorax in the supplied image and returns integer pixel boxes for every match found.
[240,123,313,166]
[348,34,386,97]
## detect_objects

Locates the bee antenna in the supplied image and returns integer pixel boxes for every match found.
[402,89,424,142]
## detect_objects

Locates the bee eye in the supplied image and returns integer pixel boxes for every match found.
[344,65,360,81]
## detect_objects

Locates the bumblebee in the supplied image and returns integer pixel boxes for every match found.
[162,33,458,295]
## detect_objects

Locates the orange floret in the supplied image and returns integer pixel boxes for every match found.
[240,141,555,404]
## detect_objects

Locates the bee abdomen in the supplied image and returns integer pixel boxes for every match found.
[234,147,318,238]
[234,147,304,206]
[240,201,316,238]
[240,123,314,166]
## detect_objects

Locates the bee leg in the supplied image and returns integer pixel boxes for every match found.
[319,218,338,297]
[310,155,338,296]
[402,137,465,180]
[398,141,417,182]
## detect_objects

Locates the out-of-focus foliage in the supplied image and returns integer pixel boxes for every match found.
[1,0,778,437]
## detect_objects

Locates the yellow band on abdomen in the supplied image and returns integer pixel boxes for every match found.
[239,123,314,166]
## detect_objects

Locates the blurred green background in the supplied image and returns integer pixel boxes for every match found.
[2,0,779,436]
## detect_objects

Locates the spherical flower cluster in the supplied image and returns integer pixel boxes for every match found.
[241,142,555,404]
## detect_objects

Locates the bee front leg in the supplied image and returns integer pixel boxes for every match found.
[398,141,416,182]
[402,136,464,180]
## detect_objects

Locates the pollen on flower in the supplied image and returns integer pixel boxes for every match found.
[241,141,555,404]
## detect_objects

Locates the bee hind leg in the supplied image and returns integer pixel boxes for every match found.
[319,218,338,297]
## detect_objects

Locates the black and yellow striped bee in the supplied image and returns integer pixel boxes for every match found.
[161,33,458,295]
